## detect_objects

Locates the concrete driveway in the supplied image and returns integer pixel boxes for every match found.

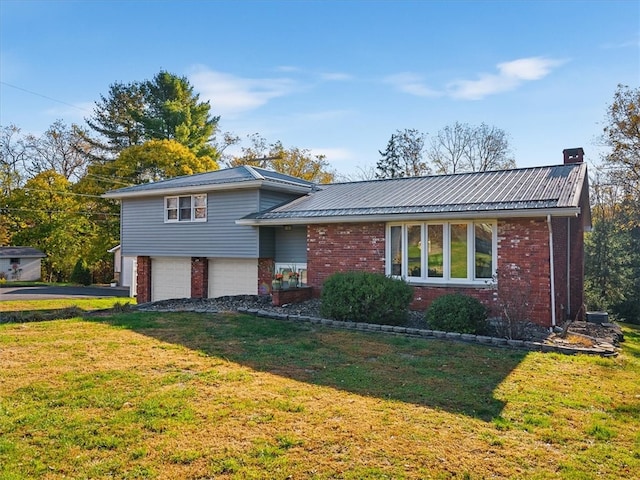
[0,285,131,301]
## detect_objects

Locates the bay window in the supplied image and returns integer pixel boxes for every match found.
[387,221,496,283]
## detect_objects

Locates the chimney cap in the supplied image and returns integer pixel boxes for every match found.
[563,147,584,156]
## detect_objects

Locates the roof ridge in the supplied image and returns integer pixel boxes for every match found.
[328,163,577,186]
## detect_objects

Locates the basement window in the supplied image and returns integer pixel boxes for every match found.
[165,194,207,222]
[387,221,496,283]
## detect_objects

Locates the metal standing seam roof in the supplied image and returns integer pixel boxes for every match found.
[103,165,315,197]
[241,163,588,222]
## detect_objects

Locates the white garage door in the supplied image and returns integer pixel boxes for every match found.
[209,258,258,298]
[152,257,191,301]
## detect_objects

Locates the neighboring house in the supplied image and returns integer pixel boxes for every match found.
[0,246,46,282]
[107,245,136,291]
[104,149,591,328]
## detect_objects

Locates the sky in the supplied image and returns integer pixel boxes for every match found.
[1,0,638,178]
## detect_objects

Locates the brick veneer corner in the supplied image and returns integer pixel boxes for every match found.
[191,257,208,299]
[136,256,152,304]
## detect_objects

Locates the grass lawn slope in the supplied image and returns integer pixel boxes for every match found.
[0,300,638,479]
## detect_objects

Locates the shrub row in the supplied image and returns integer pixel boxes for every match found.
[319,272,489,333]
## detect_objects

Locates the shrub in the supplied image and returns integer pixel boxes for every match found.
[425,293,488,334]
[70,258,92,286]
[320,271,413,325]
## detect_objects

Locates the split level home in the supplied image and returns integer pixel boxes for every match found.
[103,148,591,328]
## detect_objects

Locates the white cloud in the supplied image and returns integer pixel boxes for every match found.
[188,66,297,117]
[447,57,566,100]
[383,72,441,97]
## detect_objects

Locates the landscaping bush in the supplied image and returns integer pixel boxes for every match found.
[320,271,413,325]
[70,258,92,286]
[425,293,488,334]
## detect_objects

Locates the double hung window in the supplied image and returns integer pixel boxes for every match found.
[388,221,496,283]
[165,194,207,222]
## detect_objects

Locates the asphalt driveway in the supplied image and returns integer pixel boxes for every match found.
[0,285,130,301]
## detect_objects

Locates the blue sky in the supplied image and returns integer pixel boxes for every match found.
[1,0,638,177]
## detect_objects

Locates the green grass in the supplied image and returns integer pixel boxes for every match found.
[0,301,638,479]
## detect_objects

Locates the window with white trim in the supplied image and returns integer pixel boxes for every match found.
[387,221,496,283]
[165,194,207,222]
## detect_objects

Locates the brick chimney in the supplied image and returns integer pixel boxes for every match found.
[563,147,584,164]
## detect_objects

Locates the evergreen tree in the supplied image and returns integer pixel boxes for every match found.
[376,129,429,179]
[81,70,219,161]
[376,134,403,179]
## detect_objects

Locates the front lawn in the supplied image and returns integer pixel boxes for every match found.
[0,305,638,479]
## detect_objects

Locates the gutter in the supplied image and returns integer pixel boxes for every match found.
[236,207,581,226]
[103,180,313,199]
[547,214,557,328]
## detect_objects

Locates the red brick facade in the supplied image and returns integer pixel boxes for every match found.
[303,218,585,328]
[258,258,276,294]
[496,218,552,326]
[307,222,386,289]
[190,257,208,299]
[272,286,313,306]
[136,256,152,304]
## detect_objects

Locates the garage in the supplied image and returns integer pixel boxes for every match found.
[209,258,258,298]
[151,257,191,301]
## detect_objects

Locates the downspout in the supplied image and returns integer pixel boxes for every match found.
[567,217,571,319]
[547,215,557,328]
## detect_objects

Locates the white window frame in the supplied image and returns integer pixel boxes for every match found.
[165,194,207,223]
[386,220,497,285]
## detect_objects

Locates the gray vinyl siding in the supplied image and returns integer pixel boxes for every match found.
[258,227,276,258]
[257,190,306,258]
[259,189,302,211]
[275,226,307,263]
[121,190,261,258]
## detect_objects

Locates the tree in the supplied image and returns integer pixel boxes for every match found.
[427,122,472,174]
[427,122,514,174]
[141,71,219,158]
[376,135,402,179]
[89,139,219,186]
[601,84,640,207]
[0,124,27,197]
[376,129,429,179]
[81,81,147,159]
[584,176,634,314]
[22,120,91,182]
[464,123,515,172]
[81,70,220,161]
[8,171,97,281]
[585,84,640,323]
[227,134,335,183]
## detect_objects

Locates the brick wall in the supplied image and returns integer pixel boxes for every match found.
[136,256,152,303]
[305,219,561,328]
[272,286,313,306]
[191,257,208,299]
[496,218,552,326]
[307,223,386,292]
[258,258,275,294]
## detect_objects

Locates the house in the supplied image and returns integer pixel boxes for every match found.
[0,246,46,282]
[104,149,591,328]
[107,245,136,290]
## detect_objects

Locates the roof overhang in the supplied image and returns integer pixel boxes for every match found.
[103,180,313,200]
[236,207,582,226]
